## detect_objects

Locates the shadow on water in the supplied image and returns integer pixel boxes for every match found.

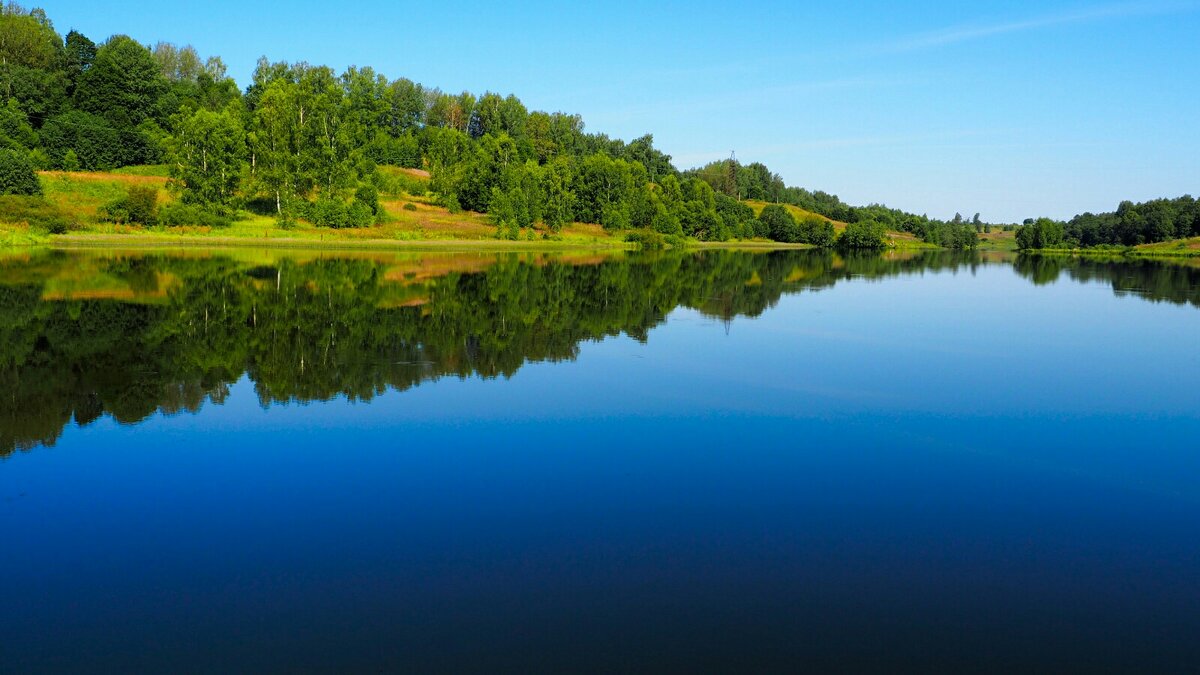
[2,247,1197,455]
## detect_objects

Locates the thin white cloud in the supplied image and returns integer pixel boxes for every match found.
[880,1,1200,53]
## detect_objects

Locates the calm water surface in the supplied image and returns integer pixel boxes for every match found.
[2,249,1199,672]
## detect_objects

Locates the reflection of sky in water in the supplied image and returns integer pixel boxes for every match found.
[2,255,1199,671]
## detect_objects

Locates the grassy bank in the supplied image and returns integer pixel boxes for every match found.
[1026,237,1200,259]
[0,167,962,253]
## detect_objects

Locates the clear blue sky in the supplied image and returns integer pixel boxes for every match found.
[36,0,1200,222]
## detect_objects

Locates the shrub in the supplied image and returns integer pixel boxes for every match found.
[798,215,836,247]
[312,197,349,229]
[0,149,42,196]
[600,203,631,230]
[310,196,375,229]
[0,195,75,233]
[403,202,418,211]
[348,201,374,228]
[27,148,50,170]
[625,230,665,249]
[493,219,520,240]
[355,183,380,216]
[759,204,798,242]
[837,221,887,250]
[61,149,81,171]
[100,186,158,225]
[157,203,232,228]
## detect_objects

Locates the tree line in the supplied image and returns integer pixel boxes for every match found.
[686,159,983,249]
[0,2,978,247]
[1016,196,1199,250]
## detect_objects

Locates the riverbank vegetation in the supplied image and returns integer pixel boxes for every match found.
[0,2,987,251]
[1016,196,1200,254]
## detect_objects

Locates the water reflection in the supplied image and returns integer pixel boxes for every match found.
[2,248,1198,455]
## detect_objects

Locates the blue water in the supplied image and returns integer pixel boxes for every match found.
[1,250,1198,672]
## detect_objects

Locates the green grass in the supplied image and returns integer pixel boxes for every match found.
[0,226,50,247]
[744,199,846,230]
[976,229,1018,252]
[3,169,966,253]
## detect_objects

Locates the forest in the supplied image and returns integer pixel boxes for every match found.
[1016,197,1200,250]
[0,3,987,249]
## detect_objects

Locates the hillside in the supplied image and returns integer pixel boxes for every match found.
[0,168,965,251]
[8,168,622,247]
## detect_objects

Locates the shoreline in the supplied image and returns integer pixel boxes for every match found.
[5,233,821,252]
[1025,247,1200,260]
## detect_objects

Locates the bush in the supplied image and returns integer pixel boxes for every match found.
[0,195,75,233]
[310,196,375,229]
[100,185,158,225]
[493,219,520,240]
[157,203,233,228]
[348,201,374,228]
[355,183,380,216]
[837,221,887,250]
[798,215,836,247]
[403,202,418,211]
[312,197,349,229]
[61,149,81,172]
[625,230,665,249]
[759,204,798,242]
[0,149,42,196]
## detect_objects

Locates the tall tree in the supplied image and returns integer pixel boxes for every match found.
[75,35,167,128]
[166,104,246,208]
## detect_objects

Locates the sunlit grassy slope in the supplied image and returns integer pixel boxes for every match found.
[744,199,940,249]
[21,167,623,246]
[743,199,847,231]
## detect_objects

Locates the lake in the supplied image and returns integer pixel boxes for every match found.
[2,248,1198,672]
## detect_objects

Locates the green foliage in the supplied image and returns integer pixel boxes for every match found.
[60,148,79,171]
[837,220,886,250]
[99,185,158,224]
[0,194,73,232]
[624,230,665,249]
[40,110,118,169]
[0,6,62,69]
[0,99,37,150]
[0,148,42,195]
[157,202,232,228]
[1016,217,1065,250]
[75,35,167,128]
[489,184,531,230]
[715,193,756,238]
[366,132,421,167]
[798,215,836,247]
[354,183,380,216]
[166,105,245,207]
[1063,196,1198,247]
[758,204,798,242]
